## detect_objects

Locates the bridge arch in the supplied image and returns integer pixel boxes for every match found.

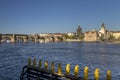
[15,35,28,42]
[2,34,13,42]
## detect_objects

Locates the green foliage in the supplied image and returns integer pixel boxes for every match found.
[64,34,69,39]
[64,34,76,39]
[63,34,84,40]
[78,35,84,40]
[108,35,115,40]
[57,37,63,41]
[117,36,120,40]
[99,36,104,41]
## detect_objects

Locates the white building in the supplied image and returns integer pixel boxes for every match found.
[99,23,111,39]
[39,33,49,37]
[67,32,76,37]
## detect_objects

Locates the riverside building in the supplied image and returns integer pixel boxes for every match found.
[84,30,98,41]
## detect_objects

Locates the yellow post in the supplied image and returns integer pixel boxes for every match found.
[74,64,79,77]
[44,61,48,70]
[66,64,70,75]
[33,58,36,67]
[51,62,54,73]
[28,58,32,66]
[58,63,62,75]
[38,59,42,68]
[94,68,100,80]
[106,70,112,80]
[84,66,89,80]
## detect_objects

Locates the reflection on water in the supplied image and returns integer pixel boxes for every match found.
[0,42,120,80]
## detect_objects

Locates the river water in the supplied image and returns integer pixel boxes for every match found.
[0,42,120,80]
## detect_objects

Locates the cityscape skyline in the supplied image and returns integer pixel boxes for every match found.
[0,0,120,34]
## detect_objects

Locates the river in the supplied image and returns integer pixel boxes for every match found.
[0,42,120,80]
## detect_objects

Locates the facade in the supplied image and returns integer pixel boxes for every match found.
[98,23,120,40]
[99,23,106,35]
[84,30,98,41]
[39,33,63,37]
[67,32,76,37]
[111,31,120,39]
[99,23,111,40]
[39,33,49,37]
[53,33,63,37]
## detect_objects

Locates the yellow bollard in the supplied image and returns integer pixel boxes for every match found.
[58,63,62,75]
[74,64,79,77]
[84,66,89,80]
[33,58,36,67]
[51,62,55,73]
[38,59,42,68]
[106,70,112,80]
[94,68,100,80]
[28,58,32,66]
[44,61,48,70]
[66,64,70,75]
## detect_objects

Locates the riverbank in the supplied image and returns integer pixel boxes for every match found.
[65,39,82,42]
[98,40,120,44]
[106,41,120,44]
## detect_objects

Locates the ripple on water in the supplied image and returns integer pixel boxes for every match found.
[0,42,120,80]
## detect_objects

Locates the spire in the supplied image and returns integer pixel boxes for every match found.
[101,22,105,29]
[76,25,82,35]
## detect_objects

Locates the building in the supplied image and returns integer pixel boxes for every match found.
[99,23,111,40]
[110,31,120,39]
[98,23,120,40]
[67,32,76,37]
[76,25,82,36]
[53,33,63,37]
[84,30,98,41]
[39,33,49,37]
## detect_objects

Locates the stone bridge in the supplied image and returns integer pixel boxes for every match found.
[0,34,65,43]
[30,34,65,43]
[1,34,28,42]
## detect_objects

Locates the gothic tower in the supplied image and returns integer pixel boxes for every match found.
[76,25,82,36]
[100,23,106,34]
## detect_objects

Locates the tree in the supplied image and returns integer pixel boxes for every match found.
[99,35,104,41]
[79,34,84,40]
[117,36,120,40]
[108,35,115,40]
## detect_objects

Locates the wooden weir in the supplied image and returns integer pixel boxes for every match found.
[20,65,84,80]
[20,58,112,80]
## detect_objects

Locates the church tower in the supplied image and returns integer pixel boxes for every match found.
[99,23,106,35]
[99,23,110,40]
[76,25,82,36]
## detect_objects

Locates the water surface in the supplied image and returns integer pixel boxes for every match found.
[0,42,120,80]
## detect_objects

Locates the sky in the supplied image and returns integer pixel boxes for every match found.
[0,0,120,34]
